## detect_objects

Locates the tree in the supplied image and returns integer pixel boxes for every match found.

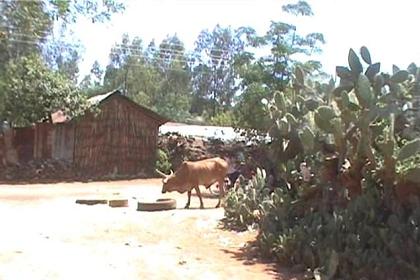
[151,35,192,120]
[192,25,252,117]
[0,0,125,70]
[0,0,52,71]
[1,54,88,127]
[79,60,105,96]
[235,83,271,130]
[0,0,125,123]
[51,46,81,82]
[102,34,193,121]
[234,0,325,131]
[90,60,104,86]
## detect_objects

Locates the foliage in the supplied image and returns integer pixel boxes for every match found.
[72,1,325,125]
[156,149,172,174]
[261,182,420,279]
[0,0,124,69]
[223,45,420,279]
[234,83,272,131]
[225,168,420,279]
[100,34,193,122]
[223,168,270,230]
[151,93,192,122]
[208,111,237,126]
[234,1,325,131]
[0,0,124,125]
[48,0,125,24]
[1,54,89,126]
[191,25,256,117]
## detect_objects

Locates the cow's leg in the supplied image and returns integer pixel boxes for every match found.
[215,178,225,208]
[185,190,192,209]
[194,186,204,209]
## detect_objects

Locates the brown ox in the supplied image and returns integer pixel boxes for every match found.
[156,157,228,209]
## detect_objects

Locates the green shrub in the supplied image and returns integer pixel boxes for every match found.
[223,46,420,279]
[223,168,270,230]
[224,170,420,279]
[209,110,237,126]
[262,187,420,279]
[156,148,172,174]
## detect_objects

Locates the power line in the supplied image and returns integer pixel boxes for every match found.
[114,42,234,57]
[0,27,233,57]
[0,25,239,57]
[106,43,237,62]
[0,36,236,64]
[106,50,222,68]
[112,42,231,60]
[111,46,228,62]
[100,50,236,72]
[0,37,230,74]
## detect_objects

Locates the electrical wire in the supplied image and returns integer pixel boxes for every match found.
[0,39,229,74]
[0,36,236,65]
[0,26,239,58]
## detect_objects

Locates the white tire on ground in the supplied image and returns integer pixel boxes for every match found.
[137,198,177,211]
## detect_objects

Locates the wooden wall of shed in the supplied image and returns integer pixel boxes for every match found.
[0,134,5,166]
[34,123,53,160]
[34,122,75,162]
[14,127,34,162]
[2,130,17,164]
[0,127,34,165]
[73,97,159,176]
[52,124,74,161]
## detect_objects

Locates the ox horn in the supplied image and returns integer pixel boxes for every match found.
[155,169,169,178]
[170,169,174,176]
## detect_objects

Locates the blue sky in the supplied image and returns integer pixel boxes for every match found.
[73,0,420,79]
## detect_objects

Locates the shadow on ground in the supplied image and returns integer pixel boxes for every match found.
[218,218,306,280]
[220,240,305,280]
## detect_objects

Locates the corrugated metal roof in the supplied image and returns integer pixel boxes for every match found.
[159,122,244,141]
[87,90,116,105]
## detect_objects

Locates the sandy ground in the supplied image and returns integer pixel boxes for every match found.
[0,178,300,280]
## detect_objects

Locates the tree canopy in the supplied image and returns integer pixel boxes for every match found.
[0,0,124,126]
[0,0,324,128]
[82,0,324,125]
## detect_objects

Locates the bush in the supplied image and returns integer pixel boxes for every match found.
[263,188,420,279]
[156,148,172,174]
[224,170,420,279]
[209,111,236,126]
[223,169,270,230]
[223,47,420,279]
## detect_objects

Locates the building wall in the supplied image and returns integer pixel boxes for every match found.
[0,133,5,166]
[14,127,34,162]
[52,123,74,161]
[0,95,162,178]
[73,96,160,176]
[34,123,53,160]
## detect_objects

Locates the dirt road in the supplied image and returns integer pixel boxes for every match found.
[0,179,297,280]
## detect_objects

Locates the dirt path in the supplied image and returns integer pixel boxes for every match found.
[0,179,298,280]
